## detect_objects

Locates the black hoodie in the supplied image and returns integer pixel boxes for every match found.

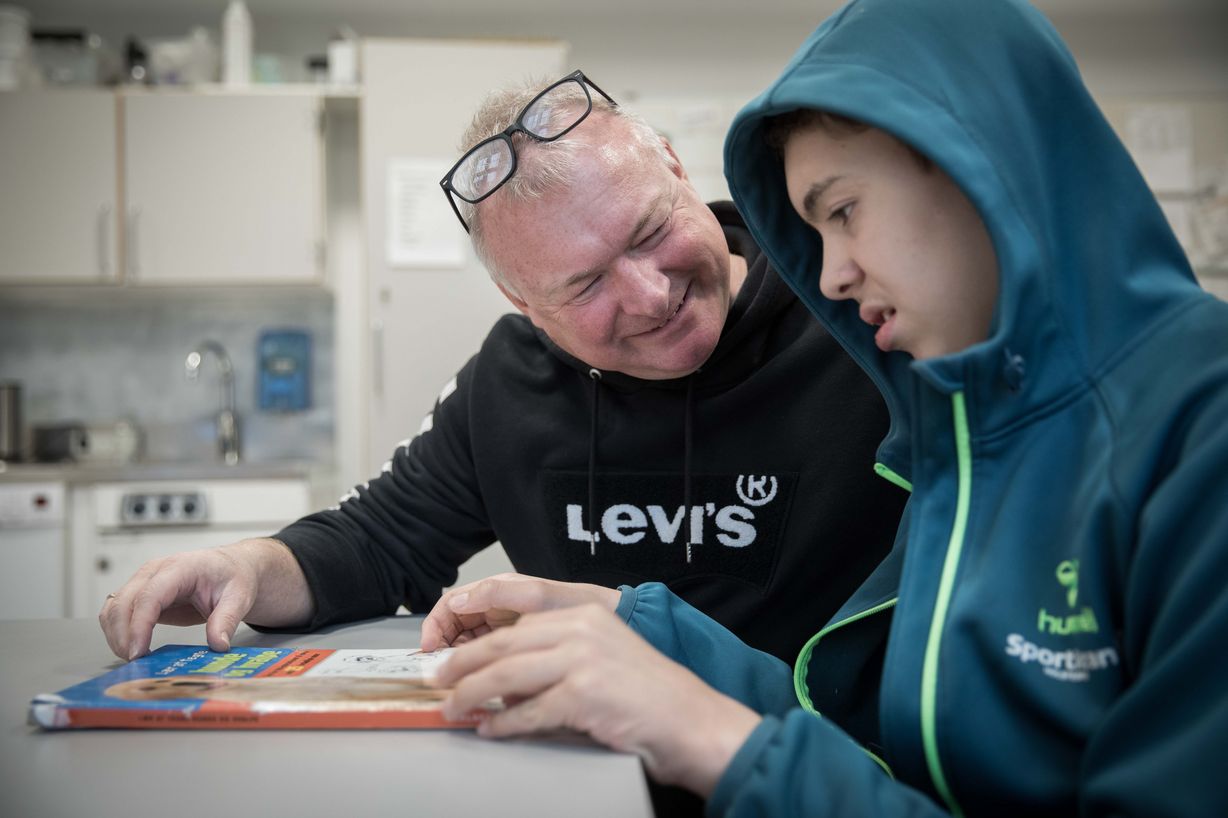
[274,202,906,663]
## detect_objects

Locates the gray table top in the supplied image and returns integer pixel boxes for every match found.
[2,616,653,818]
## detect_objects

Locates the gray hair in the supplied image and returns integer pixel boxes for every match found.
[457,75,677,293]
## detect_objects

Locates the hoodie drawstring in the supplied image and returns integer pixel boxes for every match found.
[585,368,697,564]
[684,374,695,563]
[587,368,602,556]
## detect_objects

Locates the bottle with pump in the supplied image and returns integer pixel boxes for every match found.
[222,0,251,85]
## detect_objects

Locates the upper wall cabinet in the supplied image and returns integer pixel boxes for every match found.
[0,89,326,286]
[0,91,120,284]
[123,93,324,285]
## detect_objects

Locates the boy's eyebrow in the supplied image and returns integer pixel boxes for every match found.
[802,175,843,221]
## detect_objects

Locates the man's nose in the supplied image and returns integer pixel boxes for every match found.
[818,245,860,302]
[614,257,671,316]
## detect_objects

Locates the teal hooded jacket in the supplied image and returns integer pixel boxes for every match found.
[616,0,1228,815]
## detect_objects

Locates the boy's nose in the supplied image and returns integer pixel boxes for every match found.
[819,249,860,301]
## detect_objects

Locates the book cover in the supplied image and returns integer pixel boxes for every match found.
[29,645,488,730]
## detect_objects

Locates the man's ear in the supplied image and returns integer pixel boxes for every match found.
[660,135,690,182]
[496,280,531,316]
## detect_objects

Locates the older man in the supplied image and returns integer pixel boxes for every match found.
[100,71,905,669]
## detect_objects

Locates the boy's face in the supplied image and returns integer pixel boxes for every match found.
[783,123,998,360]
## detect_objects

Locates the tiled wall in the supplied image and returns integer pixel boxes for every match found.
[0,288,333,464]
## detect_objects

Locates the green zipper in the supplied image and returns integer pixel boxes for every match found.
[920,391,971,817]
[793,598,899,778]
[874,462,913,492]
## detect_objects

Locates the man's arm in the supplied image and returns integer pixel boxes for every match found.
[101,350,496,657]
[260,353,496,629]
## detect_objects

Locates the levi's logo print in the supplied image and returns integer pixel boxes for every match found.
[542,471,797,588]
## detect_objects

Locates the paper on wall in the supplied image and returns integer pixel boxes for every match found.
[386,158,466,268]
[1124,105,1194,193]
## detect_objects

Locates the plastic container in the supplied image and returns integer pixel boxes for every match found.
[305,54,327,84]
[0,5,31,90]
[146,28,216,85]
[0,5,29,58]
[222,0,251,86]
[31,30,104,85]
[0,382,21,462]
[327,27,358,85]
[124,36,149,84]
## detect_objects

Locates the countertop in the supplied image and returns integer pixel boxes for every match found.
[2,616,653,818]
[0,459,325,485]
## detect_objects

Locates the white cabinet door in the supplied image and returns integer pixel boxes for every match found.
[123,93,324,284]
[347,42,566,595]
[0,91,119,283]
[359,40,567,472]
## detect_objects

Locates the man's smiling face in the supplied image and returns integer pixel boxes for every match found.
[481,115,735,380]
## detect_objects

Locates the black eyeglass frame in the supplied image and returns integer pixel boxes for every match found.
[439,69,617,233]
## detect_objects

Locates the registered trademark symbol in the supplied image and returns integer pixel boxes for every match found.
[736,475,778,507]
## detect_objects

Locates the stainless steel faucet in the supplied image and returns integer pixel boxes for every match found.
[185,340,240,465]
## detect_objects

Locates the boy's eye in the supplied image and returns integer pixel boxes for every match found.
[829,203,854,225]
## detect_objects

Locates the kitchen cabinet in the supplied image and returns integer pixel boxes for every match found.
[0,482,67,619]
[358,40,567,473]
[0,91,120,283]
[0,89,326,286]
[123,93,324,284]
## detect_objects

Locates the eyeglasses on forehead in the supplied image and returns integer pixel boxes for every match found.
[440,69,617,233]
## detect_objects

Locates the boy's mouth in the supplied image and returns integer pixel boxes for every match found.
[860,305,897,352]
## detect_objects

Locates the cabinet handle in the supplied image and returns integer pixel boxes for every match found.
[96,205,112,278]
[96,557,111,573]
[372,319,385,398]
[126,205,141,279]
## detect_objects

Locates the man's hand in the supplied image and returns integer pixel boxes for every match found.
[419,573,620,651]
[98,538,313,660]
[435,603,761,797]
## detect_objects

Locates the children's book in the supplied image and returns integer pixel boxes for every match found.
[29,645,491,730]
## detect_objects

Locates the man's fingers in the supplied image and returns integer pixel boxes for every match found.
[204,617,235,652]
[99,593,128,659]
[124,577,182,659]
[97,546,265,661]
[99,560,165,660]
[125,561,217,659]
[203,583,256,653]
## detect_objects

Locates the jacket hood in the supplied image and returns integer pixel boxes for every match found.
[725,0,1202,477]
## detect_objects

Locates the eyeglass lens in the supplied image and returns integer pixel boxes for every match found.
[455,141,513,201]
[449,78,591,202]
